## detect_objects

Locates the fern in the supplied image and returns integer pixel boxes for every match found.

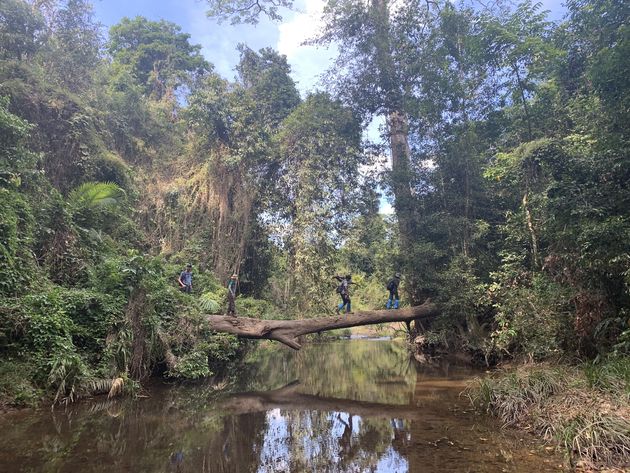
[199,292,221,313]
[68,181,126,211]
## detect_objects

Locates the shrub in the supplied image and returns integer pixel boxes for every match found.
[490,272,574,359]
[236,297,284,319]
[0,360,42,407]
[167,348,211,379]
[0,188,35,295]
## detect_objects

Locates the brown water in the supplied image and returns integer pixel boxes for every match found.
[0,339,567,473]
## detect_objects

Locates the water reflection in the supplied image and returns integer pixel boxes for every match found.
[0,339,566,473]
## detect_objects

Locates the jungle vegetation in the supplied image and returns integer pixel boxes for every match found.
[0,0,628,413]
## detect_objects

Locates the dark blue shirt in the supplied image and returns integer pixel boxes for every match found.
[180,270,192,286]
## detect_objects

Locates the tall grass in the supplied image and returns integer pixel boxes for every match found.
[584,356,630,401]
[468,360,630,470]
[559,414,630,467]
[467,366,567,426]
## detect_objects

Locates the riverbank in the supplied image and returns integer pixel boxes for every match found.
[466,358,630,471]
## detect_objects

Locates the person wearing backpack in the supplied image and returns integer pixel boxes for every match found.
[333,274,353,314]
[386,273,401,309]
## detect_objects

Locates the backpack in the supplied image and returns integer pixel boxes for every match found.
[386,280,395,291]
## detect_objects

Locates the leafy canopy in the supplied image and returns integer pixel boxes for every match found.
[108,16,210,95]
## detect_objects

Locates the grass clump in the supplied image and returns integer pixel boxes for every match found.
[468,365,568,426]
[468,359,630,470]
[584,356,630,400]
[559,413,630,467]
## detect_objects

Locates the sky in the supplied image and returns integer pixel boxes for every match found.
[93,0,336,93]
[92,0,567,214]
[93,0,567,96]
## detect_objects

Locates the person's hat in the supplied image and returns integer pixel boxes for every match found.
[395,272,401,278]
[346,274,352,279]
[186,263,192,268]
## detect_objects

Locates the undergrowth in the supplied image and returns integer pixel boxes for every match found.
[467,358,630,470]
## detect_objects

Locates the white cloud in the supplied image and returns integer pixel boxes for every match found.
[184,0,281,80]
[276,0,337,94]
[277,0,325,57]
[179,0,336,94]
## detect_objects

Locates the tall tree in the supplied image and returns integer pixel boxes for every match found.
[108,16,210,98]
[315,0,441,301]
[0,0,46,60]
[272,92,365,313]
[46,0,102,92]
[236,44,301,127]
[182,47,301,284]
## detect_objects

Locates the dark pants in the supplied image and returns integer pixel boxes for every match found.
[386,289,399,309]
[181,285,191,294]
[338,294,351,313]
[227,292,236,315]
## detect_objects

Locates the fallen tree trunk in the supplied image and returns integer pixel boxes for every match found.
[205,301,439,350]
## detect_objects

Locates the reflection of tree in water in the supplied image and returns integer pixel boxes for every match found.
[0,342,568,473]
[201,411,267,473]
[338,413,353,457]
[252,409,395,473]
[238,339,416,404]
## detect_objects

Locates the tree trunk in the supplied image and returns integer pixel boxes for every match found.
[388,110,415,250]
[370,0,417,296]
[513,63,533,140]
[205,302,439,350]
[522,191,540,268]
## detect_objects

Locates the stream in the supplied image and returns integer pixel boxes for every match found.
[0,339,567,472]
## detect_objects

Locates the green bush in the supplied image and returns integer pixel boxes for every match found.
[0,188,35,295]
[199,291,222,313]
[0,360,42,407]
[167,347,211,379]
[491,272,574,359]
[236,297,284,319]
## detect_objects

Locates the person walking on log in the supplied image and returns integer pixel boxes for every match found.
[227,273,238,316]
[386,272,401,309]
[178,263,193,294]
[333,274,353,315]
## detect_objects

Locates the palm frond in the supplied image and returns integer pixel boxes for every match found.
[199,292,221,313]
[108,377,124,399]
[68,181,126,210]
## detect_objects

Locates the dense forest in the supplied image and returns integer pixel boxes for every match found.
[0,0,628,414]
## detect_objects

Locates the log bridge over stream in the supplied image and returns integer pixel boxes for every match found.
[206,301,439,350]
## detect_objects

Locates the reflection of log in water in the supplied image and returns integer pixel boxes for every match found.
[217,381,436,421]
